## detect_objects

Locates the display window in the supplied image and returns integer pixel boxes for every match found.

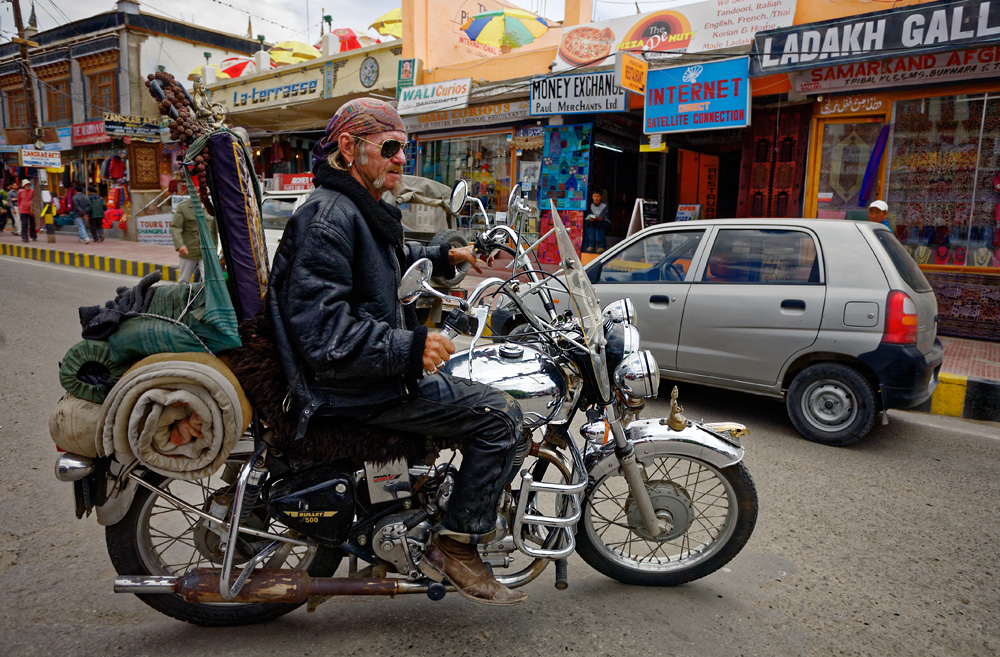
[885,93,1000,270]
[416,130,514,234]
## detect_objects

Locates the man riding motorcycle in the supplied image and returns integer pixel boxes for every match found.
[267,98,529,605]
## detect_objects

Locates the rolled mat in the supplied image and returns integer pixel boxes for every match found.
[98,352,253,481]
[59,340,130,404]
[49,392,103,457]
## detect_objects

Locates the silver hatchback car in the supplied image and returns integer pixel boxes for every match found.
[565,218,941,445]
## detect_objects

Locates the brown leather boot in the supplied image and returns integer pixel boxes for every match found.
[419,535,527,605]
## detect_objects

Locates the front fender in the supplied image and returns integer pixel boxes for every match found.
[587,419,746,481]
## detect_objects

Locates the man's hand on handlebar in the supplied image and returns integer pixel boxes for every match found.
[449,244,486,273]
[423,332,456,374]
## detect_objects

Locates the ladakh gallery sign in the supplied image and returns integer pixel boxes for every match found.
[529,71,627,116]
[644,57,750,134]
[751,0,1000,75]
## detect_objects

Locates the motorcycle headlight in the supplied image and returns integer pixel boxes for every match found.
[613,350,660,399]
[605,322,640,372]
[603,298,636,328]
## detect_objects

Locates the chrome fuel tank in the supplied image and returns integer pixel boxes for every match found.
[441,343,583,428]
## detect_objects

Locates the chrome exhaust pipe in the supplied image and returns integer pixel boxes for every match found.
[55,453,94,482]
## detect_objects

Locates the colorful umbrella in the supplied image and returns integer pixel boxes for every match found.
[369,7,402,39]
[220,56,258,78]
[187,65,231,82]
[461,8,551,48]
[270,40,321,60]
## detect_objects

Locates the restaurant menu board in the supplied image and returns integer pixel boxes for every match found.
[540,124,593,211]
[538,209,584,263]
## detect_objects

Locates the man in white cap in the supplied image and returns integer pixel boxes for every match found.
[868,200,890,227]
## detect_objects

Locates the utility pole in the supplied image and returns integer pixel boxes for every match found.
[10,0,40,146]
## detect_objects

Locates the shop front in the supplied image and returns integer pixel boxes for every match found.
[753,0,1000,341]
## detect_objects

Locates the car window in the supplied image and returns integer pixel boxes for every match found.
[702,229,820,284]
[260,197,299,231]
[598,230,705,283]
[872,230,932,292]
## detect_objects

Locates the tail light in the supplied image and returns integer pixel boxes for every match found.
[883,290,918,345]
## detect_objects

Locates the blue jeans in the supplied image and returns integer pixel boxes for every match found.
[583,222,606,251]
[72,213,89,240]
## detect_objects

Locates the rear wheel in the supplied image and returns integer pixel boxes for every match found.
[786,363,876,446]
[106,470,342,626]
[576,456,757,586]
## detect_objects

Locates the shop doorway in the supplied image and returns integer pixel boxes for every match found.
[590,141,640,246]
[807,116,886,220]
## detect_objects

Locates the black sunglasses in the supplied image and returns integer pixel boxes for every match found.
[356,136,405,159]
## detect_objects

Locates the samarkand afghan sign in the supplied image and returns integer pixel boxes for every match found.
[752,0,1000,75]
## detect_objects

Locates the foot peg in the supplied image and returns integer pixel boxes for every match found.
[426,582,447,601]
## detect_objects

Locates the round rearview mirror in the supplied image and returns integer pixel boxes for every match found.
[398,258,434,305]
[507,183,522,214]
[450,180,469,214]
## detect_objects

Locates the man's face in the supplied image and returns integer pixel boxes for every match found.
[352,130,406,197]
[869,207,887,222]
[592,193,601,205]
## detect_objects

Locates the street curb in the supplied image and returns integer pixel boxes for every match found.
[915,372,1000,423]
[0,242,180,281]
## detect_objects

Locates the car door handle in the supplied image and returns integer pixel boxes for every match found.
[650,295,670,307]
[781,299,806,310]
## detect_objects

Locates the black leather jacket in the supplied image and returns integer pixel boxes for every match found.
[267,164,453,439]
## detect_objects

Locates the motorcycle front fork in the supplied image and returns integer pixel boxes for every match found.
[604,405,666,539]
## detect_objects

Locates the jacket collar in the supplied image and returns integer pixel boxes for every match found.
[313,163,403,245]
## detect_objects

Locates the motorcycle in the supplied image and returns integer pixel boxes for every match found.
[54,182,758,626]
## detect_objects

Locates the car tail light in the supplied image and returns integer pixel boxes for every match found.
[883,290,918,345]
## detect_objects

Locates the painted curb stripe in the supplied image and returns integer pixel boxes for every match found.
[930,373,968,418]
[1,242,179,283]
[965,379,1000,422]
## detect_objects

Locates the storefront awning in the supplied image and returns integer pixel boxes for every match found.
[750,0,1000,77]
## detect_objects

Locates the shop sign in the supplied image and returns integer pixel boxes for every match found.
[72,121,111,146]
[19,149,61,168]
[402,100,529,131]
[273,172,315,191]
[530,71,626,116]
[752,0,1000,76]
[644,57,751,134]
[676,204,701,221]
[795,44,1000,94]
[554,2,796,73]
[136,215,174,246]
[816,95,887,116]
[397,78,472,116]
[103,113,160,140]
[397,58,422,98]
[615,52,648,96]
[228,70,321,109]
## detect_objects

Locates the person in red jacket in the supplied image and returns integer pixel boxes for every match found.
[17,179,36,242]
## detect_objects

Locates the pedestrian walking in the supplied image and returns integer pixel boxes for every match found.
[171,197,217,282]
[39,197,58,243]
[71,185,92,244]
[87,185,106,242]
[0,182,16,235]
[583,190,610,253]
[17,179,37,242]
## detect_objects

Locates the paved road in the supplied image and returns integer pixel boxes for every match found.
[1,257,998,657]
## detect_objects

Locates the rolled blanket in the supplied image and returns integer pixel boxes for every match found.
[58,340,129,404]
[49,392,102,457]
[98,352,253,481]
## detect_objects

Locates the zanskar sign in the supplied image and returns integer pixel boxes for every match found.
[530,72,626,116]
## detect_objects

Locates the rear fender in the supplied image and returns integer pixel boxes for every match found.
[587,419,746,481]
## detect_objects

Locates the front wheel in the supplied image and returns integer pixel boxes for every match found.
[576,457,757,586]
[106,471,342,626]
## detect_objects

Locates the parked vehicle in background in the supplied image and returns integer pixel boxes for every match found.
[260,190,311,264]
[505,218,943,446]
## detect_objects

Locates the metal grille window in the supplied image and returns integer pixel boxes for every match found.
[46,79,70,122]
[89,71,116,114]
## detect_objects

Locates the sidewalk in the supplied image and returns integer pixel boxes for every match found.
[2,228,997,424]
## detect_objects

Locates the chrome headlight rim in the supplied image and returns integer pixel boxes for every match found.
[603,298,636,327]
[613,350,660,399]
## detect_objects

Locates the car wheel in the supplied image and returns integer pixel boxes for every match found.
[786,363,876,446]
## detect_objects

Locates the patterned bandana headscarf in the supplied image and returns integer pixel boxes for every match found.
[311,98,405,173]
